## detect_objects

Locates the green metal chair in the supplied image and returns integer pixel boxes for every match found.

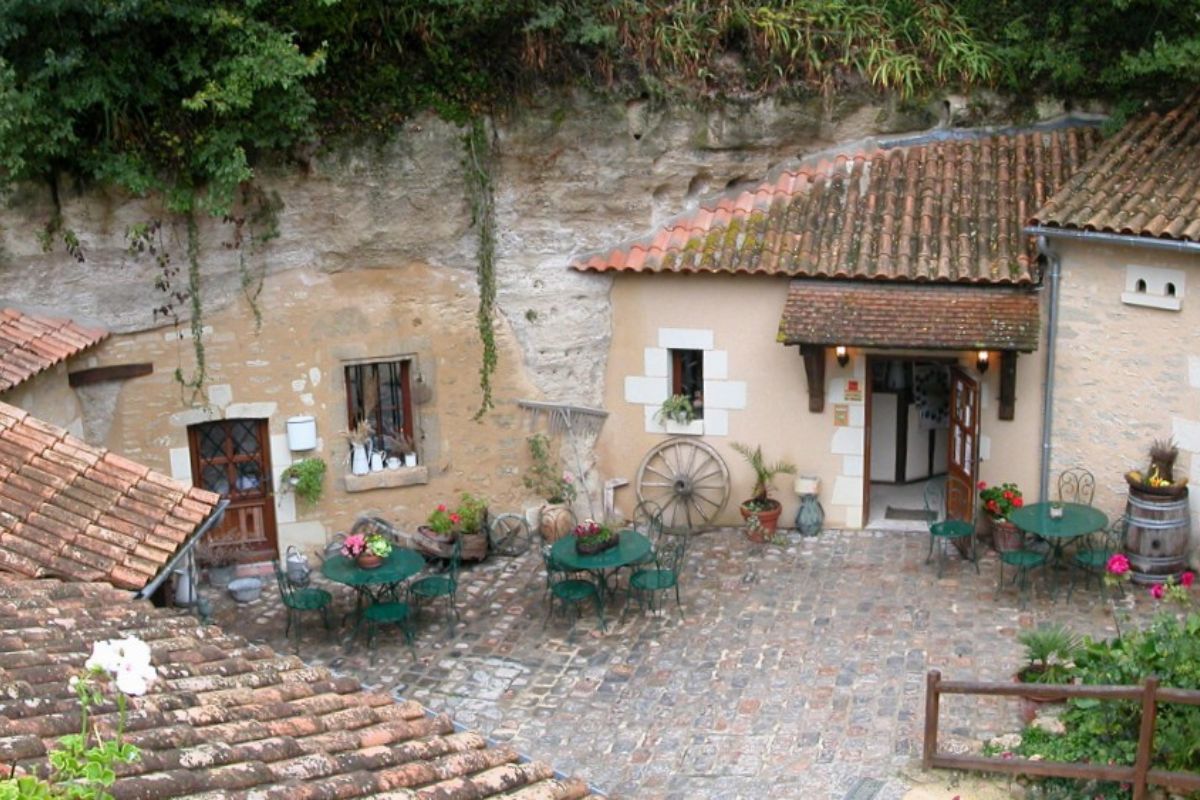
[271,559,333,650]
[541,546,605,631]
[1068,515,1127,601]
[629,535,687,617]
[1057,468,1096,506]
[409,536,461,624]
[924,477,978,578]
[627,499,665,569]
[362,600,414,665]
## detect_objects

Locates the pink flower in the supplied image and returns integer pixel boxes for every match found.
[341,533,367,557]
[437,504,447,512]
[450,513,461,524]
[562,471,575,484]
[1013,497,1024,507]
[1106,553,1130,575]
[1150,583,1165,600]
[977,481,987,490]
[1182,571,1195,588]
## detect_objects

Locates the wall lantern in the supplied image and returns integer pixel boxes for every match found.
[976,350,990,374]
[835,346,850,367]
[286,415,317,451]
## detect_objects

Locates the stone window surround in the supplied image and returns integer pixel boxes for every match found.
[624,327,747,437]
[1122,264,1184,311]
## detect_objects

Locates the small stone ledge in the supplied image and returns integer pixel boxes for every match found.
[343,466,429,493]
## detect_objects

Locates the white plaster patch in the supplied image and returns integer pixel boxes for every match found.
[164,325,214,342]
[703,350,728,380]
[657,328,714,351]
[643,404,665,434]
[842,455,863,477]
[831,476,863,506]
[826,378,847,404]
[665,419,704,436]
[1189,356,1200,389]
[246,360,269,367]
[848,405,865,427]
[703,380,746,410]
[169,407,218,428]
[225,402,277,419]
[831,426,864,455]
[308,367,322,387]
[703,408,729,437]
[979,435,991,462]
[168,447,193,483]
[300,393,315,407]
[626,375,669,405]
[843,506,863,529]
[207,383,234,410]
[1173,417,1200,453]
[291,379,307,392]
[643,348,668,378]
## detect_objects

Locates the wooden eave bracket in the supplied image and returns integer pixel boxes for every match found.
[799,344,826,413]
[998,351,1018,421]
[68,363,153,387]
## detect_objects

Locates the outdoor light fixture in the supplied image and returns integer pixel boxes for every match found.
[835,346,850,367]
[976,350,990,373]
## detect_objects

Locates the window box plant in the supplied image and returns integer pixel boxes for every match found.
[732,442,797,538]
[280,457,326,505]
[655,394,696,425]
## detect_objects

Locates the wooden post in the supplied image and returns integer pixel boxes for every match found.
[1132,676,1159,800]
[800,344,826,413]
[998,351,1018,420]
[923,670,941,770]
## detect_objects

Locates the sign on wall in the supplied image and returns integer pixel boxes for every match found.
[844,380,863,402]
[833,404,849,426]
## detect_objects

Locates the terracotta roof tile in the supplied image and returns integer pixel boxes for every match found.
[0,402,219,590]
[1031,92,1200,241]
[778,281,1041,351]
[0,309,107,393]
[574,123,1102,283]
[0,579,600,800]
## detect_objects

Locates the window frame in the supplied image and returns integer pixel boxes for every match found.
[343,358,415,454]
[669,348,705,419]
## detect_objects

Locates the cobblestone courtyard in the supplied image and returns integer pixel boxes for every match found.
[207,528,1158,799]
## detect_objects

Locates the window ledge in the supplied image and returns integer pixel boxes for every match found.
[344,466,429,493]
[1121,291,1182,311]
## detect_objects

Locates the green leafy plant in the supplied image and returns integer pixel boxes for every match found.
[523,434,578,505]
[655,394,696,425]
[731,442,797,509]
[280,458,326,505]
[978,480,1024,520]
[456,492,488,535]
[1017,624,1081,684]
[0,638,155,800]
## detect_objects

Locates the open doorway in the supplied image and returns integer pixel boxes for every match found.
[865,358,952,529]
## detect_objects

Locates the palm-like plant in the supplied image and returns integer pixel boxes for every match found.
[731,442,797,508]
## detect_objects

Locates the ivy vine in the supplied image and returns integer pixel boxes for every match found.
[464,117,498,421]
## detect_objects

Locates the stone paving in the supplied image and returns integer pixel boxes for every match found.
[204,528,1161,799]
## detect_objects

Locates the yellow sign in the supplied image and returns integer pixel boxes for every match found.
[833,404,849,426]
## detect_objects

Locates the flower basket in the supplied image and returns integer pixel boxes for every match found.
[576,531,619,556]
[990,517,1024,553]
[356,552,383,569]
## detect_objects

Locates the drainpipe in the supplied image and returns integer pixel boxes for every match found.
[135,499,229,601]
[1025,226,1200,256]
[1038,235,1060,504]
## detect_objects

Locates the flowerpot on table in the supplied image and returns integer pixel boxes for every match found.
[576,532,620,555]
[356,552,383,569]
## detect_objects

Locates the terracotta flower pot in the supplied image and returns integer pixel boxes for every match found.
[740,499,783,542]
[990,517,1024,552]
[356,552,383,569]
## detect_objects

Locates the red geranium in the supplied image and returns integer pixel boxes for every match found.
[979,481,1022,520]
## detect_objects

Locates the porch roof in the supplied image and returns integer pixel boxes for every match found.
[777,280,1040,352]
[0,308,107,393]
[0,401,221,590]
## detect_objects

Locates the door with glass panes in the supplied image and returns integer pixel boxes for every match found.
[188,418,277,562]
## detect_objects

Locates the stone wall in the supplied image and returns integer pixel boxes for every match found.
[0,363,85,436]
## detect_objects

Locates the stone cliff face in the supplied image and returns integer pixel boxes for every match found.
[0,92,932,407]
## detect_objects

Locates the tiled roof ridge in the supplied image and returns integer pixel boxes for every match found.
[1031,91,1200,241]
[0,579,601,800]
[0,308,108,393]
[574,117,1104,282]
[0,401,221,590]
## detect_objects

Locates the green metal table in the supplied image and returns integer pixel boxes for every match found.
[322,548,425,651]
[1009,502,1108,565]
[550,530,652,608]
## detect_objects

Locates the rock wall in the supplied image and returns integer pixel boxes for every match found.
[0,92,933,407]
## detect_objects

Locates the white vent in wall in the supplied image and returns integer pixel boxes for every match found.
[1122,265,1184,311]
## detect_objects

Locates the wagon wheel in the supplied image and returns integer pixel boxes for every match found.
[488,513,532,557]
[635,438,730,532]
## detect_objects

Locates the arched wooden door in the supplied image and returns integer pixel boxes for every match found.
[188,418,277,562]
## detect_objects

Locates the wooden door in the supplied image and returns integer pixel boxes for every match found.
[947,367,980,522]
[188,418,277,562]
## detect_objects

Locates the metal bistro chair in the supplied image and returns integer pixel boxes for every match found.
[1068,515,1128,601]
[541,546,605,631]
[629,535,687,617]
[923,477,979,578]
[362,597,415,665]
[271,560,334,651]
[1057,468,1096,506]
[409,536,462,625]
[626,499,666,570]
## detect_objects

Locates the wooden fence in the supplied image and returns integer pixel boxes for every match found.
[923,669,1200,800]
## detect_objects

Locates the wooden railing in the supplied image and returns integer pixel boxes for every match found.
[923,669,1200,800]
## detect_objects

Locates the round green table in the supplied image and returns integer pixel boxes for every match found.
[1009,502,1107,566]
[322,548,425,603]
[550,530,652,608]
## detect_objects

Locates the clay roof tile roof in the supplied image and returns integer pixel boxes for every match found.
[1031,92,1200,241]
[574,123,1103,284]
[0,401,220,590]
[0,309,107,393]
[0,578,600,800]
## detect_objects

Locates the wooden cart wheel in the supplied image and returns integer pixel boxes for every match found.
[488,513,532,557]
[635,438,730,532]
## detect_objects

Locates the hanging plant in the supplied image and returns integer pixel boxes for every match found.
[280,457,327,505]
[463,116,498,421]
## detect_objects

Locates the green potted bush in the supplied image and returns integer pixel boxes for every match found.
[1015,624,1081,722]
[731,443,797,540]
[655,394,696,426]
[280,457,327,505]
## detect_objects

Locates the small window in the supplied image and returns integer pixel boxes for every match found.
[1166,282,1177,296]
[670,349,704,419]
[1136,279,1147,293]
[345,359,415,455]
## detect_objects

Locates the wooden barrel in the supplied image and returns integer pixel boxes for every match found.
[1125,487,1190,584]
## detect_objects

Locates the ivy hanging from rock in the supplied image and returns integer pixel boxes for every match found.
[464,117,498,421]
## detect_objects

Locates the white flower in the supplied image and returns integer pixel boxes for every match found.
[114,662,155,696]
[85,640,121,673]
[84,637,156,696]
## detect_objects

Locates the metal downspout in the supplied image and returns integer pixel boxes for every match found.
[1038,236,1060,503]
[135,498,229,600]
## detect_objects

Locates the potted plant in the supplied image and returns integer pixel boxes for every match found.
[523,433,578,542]
[731,442,797,539]
[572,518,619,555]
[655,394,696,426]
[197,539,240,587]
[345,418,373,476]
[978,480,1024,551]
[1015,624,1081,722]
[340,528,393,569]
[280,457,326,505]
[455,491,490,562]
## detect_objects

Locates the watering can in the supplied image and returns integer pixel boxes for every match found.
[285,545,312,586]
